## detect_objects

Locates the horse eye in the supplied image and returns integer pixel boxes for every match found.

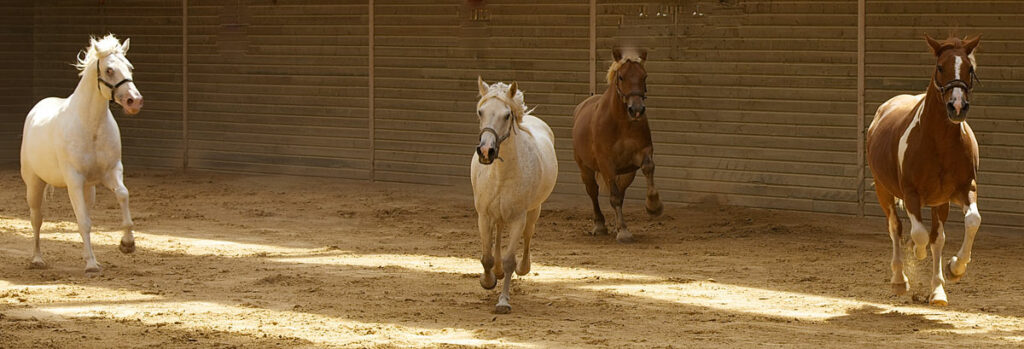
[477,110,482,117]
[106,68,114,76]
[504,113,510,120]
[618,76,623,81]
[936,65,943,73]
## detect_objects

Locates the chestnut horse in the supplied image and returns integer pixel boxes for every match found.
[867,35,981,306]
[572,48,662,243]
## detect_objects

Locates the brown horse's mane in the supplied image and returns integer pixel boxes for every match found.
[605,53,643,86]
[477,82,535,135]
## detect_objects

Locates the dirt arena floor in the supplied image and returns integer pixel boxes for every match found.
[1,168,1023,348]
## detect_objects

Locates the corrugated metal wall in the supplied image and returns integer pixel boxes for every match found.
[6,1,1024,230]
[0,3,33,164]
[863,1,1024,230]
[186,0,370,178]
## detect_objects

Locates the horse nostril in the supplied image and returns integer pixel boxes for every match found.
[126,98,134,106]
[487,148,496,159]
[639,106,646,115]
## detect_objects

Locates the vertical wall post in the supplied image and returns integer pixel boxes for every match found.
[368,0,375,182]
[182,0,189,169]
[856,0,866,216]
[589,0,596,95]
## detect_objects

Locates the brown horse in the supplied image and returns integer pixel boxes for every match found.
[867,35,981,306]
[572,48,662,243]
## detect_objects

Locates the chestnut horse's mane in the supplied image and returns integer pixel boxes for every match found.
[605,53,643,86]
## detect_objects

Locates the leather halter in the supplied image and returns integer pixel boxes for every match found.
[932,68,979,102]
[96,60,132,103]
[477,116,516,163]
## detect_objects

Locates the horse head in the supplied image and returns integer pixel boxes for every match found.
[610,48,648,120]
[926,35,980,123]
[77,35,144,115]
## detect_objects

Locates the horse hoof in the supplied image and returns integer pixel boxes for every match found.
[515,262,531,276]
[119,240,136,254]
[646,200,663,217]
[480,273,497,290]
[913,245,928,260]
[891,282,908,295]
[945,258,966,283]
[28,260,47,269]
[84,265,102,274]
[616,233,635,244]
[589,225,609,236]
[929,296,948,307]
[494,304,511,314]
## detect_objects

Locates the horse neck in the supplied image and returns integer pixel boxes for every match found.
[66,62,112,128]
[600,83,629,123]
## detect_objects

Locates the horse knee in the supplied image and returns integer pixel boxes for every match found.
[965,210,981,232]
[502,253,517,275]
[481,254,494,270]
[115,187,130,201]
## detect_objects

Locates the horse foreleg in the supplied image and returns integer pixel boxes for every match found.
[103,166,135,254]
[875,187,907,295]
[641,153,663,217]
[904,194,929,260]
[66,176,100,273]
[496,213,526,314]
[948,189,980,283]
[24,174,46,269]
[929,204,949,306]
[517,207,540,276]
[477,214,497,289]
[611,172,636,243]
[579,167,607,235]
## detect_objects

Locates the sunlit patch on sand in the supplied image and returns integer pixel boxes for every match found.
[0,280,529,348]
[582,282,1024,335]
[2,218,311,256]
[272,253,659,283]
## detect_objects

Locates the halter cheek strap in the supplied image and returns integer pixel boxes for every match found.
[477,115,518,163]
[96,61,132,103]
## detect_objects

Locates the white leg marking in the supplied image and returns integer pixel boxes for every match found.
[897,100,925,174]
[952,202,981,276]
[930,221,947,306]
[908,212,929,260]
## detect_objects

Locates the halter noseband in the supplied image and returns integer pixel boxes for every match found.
[96,60,132,103]
[477,106,519,163]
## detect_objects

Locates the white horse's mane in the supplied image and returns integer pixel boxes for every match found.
[477,82,534,125]
[74,34,131,76]
[606,52,643,85]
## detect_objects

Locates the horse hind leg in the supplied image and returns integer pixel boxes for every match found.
[579,167,607,235]
[928,204,949,306]
[24,174,46,269]
[103,167,135,254]
[641,153,663,217]
[516,207,540,276]
[875,187,907,295]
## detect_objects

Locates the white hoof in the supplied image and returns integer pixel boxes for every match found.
[945,257,967,283]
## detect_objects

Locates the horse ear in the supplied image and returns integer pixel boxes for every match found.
[612,47,622,61]
[638,49,648,61]
[507,81,518,100]
[477,76,489,97]
[925,34,943,56]
[963,35,981,55]
[121,38,130,54]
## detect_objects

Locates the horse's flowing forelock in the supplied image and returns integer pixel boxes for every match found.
[605,54,643,85]
[74,34,130,76]
[477,82,530,123]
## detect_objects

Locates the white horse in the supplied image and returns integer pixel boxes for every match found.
[471,77,557,314]
[21,34,144,273]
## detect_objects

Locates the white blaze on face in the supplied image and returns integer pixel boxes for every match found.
[951,55,966,114]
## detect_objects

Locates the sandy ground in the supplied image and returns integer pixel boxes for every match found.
[1,168,1023,348]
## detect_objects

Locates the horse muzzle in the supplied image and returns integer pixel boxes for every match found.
[476,144,498,165]
[946,98,969,123]
[627,104,646,121]
[119,89,144,115]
